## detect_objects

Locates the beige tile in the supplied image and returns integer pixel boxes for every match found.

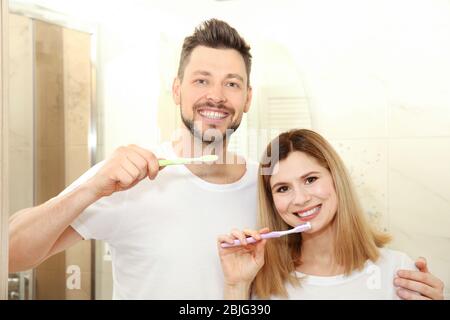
[307,73,389,139]
[330,138,389,230]
[65,145,90,186]
[389,102,450,138]
[389,138,450,237]
[35,146,65,203]
[8,14,33,148]
[35,267,66,300]
[65,271,92,300]
[63,28,92,146]
[35,20,65,148]
[8,146,33,214]
[65,240,92,271]
[95,271,113,300]
[35,252,66,300]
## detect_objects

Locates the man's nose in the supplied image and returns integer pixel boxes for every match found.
[206,84,226,104]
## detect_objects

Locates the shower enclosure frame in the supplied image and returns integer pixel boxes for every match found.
[6,1,99,300]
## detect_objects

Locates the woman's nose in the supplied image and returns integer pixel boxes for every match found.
[292,187,312,205]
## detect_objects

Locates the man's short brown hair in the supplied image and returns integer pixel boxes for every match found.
[177,19,252,86]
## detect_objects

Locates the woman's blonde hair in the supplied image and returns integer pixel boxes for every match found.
[252,129,390,298]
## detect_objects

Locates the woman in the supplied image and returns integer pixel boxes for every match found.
[218,129,420,299]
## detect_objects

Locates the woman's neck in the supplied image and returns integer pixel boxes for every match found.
[297,223,344,276]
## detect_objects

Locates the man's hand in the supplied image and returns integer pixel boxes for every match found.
[395,257,445,300]
[86,144,162,198]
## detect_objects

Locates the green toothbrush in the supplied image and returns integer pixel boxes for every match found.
[158,154,219,167]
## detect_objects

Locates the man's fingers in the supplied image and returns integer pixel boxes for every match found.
[397,269,437,287]
[124,151,149,180]
[115,167,135,188]
[396,288,430,300]
[128,145,160,180]
[394,277,433,298]
[415,257,429,273]
[397,269,444,300]
[119,161,140,182]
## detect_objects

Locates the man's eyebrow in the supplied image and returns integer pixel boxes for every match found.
[192,70,212,76]
[225,73,244,82]
[191,71,244,83]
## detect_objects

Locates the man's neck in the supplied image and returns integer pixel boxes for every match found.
[171,127,247,184]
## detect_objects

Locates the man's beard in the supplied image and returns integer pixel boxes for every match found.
[180,101,242,144]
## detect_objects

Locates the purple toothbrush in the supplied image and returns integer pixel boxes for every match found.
[221,222,312,248]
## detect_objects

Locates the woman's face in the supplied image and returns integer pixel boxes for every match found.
[269,151,338,233]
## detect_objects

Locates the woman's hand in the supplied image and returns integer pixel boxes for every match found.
[217,227,269,299]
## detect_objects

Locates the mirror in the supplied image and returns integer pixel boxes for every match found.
[5,0,311,300]
[3,0,449,300]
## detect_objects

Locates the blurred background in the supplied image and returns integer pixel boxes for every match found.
[4,0,450,299]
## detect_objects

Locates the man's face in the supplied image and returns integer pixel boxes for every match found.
[172,46,252,143]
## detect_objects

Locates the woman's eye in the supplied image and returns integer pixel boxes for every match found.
[305,176,317,184]
[276,186,289,193]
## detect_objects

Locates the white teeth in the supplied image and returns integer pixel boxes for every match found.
[297,206,320,218]
[199,110,227,120]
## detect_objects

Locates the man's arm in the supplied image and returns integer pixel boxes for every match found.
[9,144,161,273]
[9,184,100,272]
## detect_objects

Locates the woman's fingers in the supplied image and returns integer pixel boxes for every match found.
[217,234,236,246]
[243,228,262,241]
[231,229,249,246]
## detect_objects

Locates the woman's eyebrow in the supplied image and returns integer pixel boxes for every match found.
[271,171,321,189]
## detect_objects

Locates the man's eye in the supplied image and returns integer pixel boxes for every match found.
[195,79,207,85]
[305,177,318,185]
[226,82,240,88]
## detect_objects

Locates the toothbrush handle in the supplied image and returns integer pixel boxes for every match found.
[158,159,181,167]
[220,232,279,248]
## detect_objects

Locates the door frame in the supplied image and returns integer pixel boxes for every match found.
[0,0,10,301]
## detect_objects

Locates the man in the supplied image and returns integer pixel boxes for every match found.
[9,19,444,300]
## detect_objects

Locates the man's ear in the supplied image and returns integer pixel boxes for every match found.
[172,77,181,105]
[244,85,252,113]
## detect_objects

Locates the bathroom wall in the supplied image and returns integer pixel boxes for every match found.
[284,0,450,298]
[8,0,450,299]
[94,0,450,298]
[8,13,33,217]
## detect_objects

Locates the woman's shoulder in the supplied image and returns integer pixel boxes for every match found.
[376,247,417,271]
